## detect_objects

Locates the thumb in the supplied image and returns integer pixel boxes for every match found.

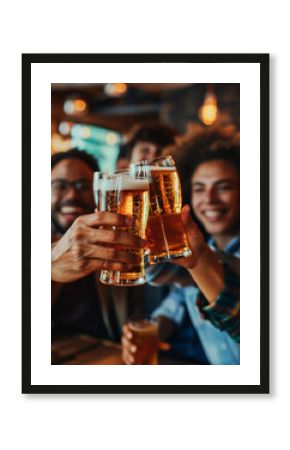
[181,205,200,238]
[180,205,205,251]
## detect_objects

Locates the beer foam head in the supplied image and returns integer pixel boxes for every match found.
[129,319,158,332]
[117,175,149,191]
[148,166,176,172]
[93,177,107,190]
[94,174,148,191]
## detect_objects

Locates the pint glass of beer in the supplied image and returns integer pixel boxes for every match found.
[143,156,192,264]
[94,169,150,286]
[128,319,159,365]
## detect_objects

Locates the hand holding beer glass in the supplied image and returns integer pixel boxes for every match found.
[122,319,159,365]
[143,156,192,264]
[94,168,150,286]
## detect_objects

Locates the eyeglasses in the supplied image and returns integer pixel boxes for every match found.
[51,179,92,194]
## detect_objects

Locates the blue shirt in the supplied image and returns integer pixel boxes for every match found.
[148,237,240,365]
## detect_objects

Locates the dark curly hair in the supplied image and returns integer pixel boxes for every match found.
[125,123,177,160]
[51,148,99,172]
[162,125,240,207]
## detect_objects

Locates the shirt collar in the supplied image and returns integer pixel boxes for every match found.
[207,235,240,254]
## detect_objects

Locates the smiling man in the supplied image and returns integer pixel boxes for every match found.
[51,150,97,239]
[122,127,241,365]
[51,148,168,343]
[51,149,150,340]
[191,154,240,251]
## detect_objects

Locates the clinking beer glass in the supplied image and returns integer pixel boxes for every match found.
[94,168,150,286]
[139,156,192,264]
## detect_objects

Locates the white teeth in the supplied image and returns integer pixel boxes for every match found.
[204,211,220,218]
[61,206,82,214]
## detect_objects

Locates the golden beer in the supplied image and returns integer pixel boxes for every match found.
[95,172,150,286]
[146,159,192,263]
[128,319,159,365]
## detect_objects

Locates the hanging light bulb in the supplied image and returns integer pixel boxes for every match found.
[199,85,218,126]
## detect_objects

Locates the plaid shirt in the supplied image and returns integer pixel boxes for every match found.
[195,237,240,343]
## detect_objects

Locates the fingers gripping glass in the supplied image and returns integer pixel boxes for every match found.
[93,168,150,286]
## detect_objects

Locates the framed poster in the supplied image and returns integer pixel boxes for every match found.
[22,53,269,394]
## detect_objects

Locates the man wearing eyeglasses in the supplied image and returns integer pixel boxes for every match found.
[51,149,146,282]
[51,151,97,240]
[51,149,147,341]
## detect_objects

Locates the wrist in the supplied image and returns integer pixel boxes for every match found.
[188,246,224,304]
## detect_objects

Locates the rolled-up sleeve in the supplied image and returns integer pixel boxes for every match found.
[195,264,240,343]
[151,285,186,326]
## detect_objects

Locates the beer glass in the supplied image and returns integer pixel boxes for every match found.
[93,171,108,212]
[94,169,150,286]
[143,156,192,264]
[128,318,159,365]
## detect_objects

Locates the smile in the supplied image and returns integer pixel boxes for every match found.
[60,206,84,215]
[202,209,228,221]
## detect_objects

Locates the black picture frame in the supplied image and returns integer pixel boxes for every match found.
[22,53,269,394]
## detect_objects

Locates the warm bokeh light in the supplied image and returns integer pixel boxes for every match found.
[80,126,92,139]
[115,83,127,94]
[104,83,127,96]
[199,103,218,126]
[51,133,72,153]
[106,132,119,145]
[63,98,87,115]
[75,99,87,112]
[199,92,218,126]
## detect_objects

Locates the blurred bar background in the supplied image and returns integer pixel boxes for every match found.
[51,83,240,170]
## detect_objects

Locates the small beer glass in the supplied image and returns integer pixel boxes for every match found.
[128,318,159,365]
